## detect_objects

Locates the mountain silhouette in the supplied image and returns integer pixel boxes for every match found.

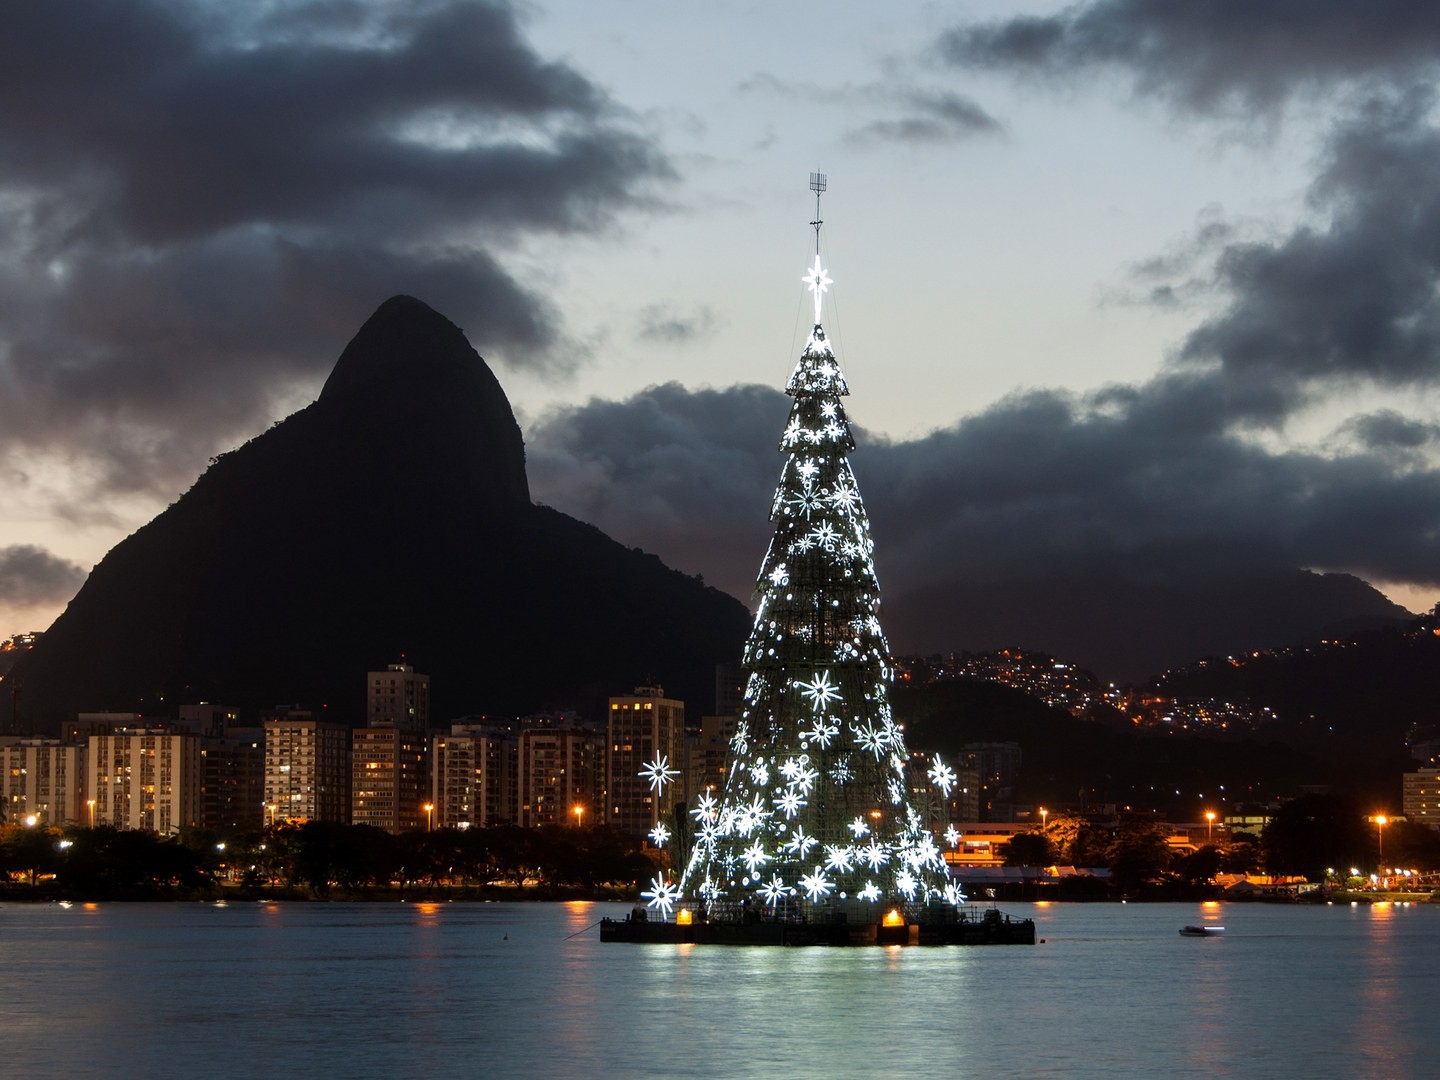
[5,296,750,730]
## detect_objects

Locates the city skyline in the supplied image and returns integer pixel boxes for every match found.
[3,1,1439,650]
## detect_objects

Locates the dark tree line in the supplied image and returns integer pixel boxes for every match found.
[996,796,1440,894]
[0,821,659,901]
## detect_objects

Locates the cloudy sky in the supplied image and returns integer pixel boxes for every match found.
[3,0,1439,654]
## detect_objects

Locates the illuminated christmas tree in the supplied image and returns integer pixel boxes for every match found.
[658,177,963,924]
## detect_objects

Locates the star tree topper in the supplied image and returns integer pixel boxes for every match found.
[803,255,832,324]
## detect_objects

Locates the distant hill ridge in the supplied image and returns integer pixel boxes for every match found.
[5,296,750,729]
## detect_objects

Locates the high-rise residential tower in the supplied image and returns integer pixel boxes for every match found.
[607,686,686,841]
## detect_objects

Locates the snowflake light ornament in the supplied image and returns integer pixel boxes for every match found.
[639,755,679,793]
[858,841,890,871]
[856,724,886,759]
[785,486,823,519]
[798,671,842,711]
[928,756,957,797]
[894,869,919,901]
[740,841,770,875]
[692,791,719,823]
[791,763,820,793]
[800,718,839,748]
[775,788,807,818]
[784,828,819,857]
[641,874,680,917]
[799,868,835,902]
[757,875,794,905]
[848,816,871,839]
[945,825,962,848]
[648,822,671,848]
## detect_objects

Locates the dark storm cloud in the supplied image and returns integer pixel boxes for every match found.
[527,381,1440,630]
[528,383,792,601]
[1164,91,1440,401]
[938,0,1440,117]
[864,389,1440,593]
[738,74,1001,146]
[1340,411,1440,457]
[0,547,89,608]
[845,90,1003,145]
[933,4,1440,405]
[636,304,720,344]
[0,0,667,501]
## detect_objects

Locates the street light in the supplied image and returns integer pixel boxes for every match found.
[573,804,585,828]
[87,798,96,828]
[423,803,435,832]
[1039,807,1048,830]
[1376,814,1388,867]
[1205,810,1216,844]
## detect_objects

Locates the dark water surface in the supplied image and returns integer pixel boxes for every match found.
[2,899,1435,1078]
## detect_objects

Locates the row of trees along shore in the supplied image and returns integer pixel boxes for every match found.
[1001,795,1440,894]
[4,794,1439,901]
[0,822,660,901]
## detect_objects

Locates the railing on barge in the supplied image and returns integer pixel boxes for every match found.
[599,903,1036,946]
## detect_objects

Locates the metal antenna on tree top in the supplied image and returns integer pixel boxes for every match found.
[809,171,826,252]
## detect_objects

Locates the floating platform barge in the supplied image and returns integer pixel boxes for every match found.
[600,906,1035,946]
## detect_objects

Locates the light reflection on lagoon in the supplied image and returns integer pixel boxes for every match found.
[0,900,1435,1079]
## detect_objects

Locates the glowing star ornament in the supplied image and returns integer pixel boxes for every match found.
[803,254,833,323]
[792,763,820,793]
[799,868,835,902]
[800,718,839,748]
[757,875,793,905]
[776,789,807,818]
[894,869,919,901]
[858,841,890,872]
[693,791,719,823]
[855,723,886,759]
[798,671,842,711]
[784,828,819,857]
[740,841,770,875]
[642,875,681,917]
[640,755,679,793]
[928,756,957,797]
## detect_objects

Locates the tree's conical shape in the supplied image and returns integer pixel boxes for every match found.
[673,253,961,922]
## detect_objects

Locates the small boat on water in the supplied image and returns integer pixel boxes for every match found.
[1180,925,1224,937]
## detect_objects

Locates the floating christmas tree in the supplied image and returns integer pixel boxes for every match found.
[669,176,963,923]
